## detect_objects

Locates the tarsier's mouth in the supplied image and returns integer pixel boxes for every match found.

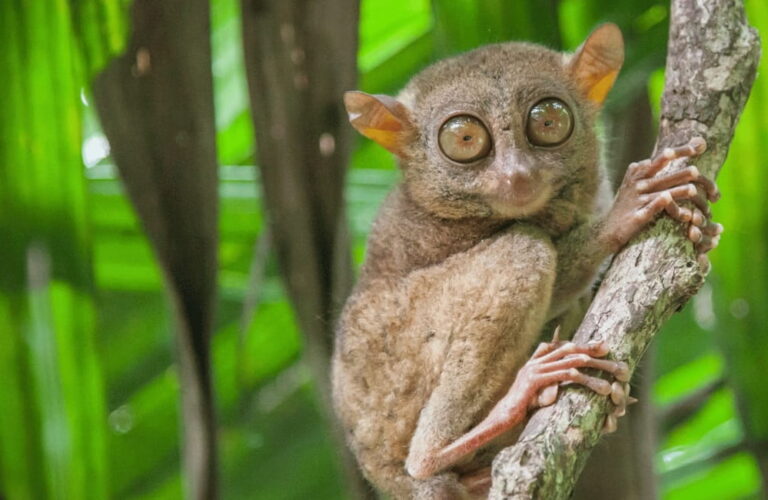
[479,166,554,218]
[487,184,553,218]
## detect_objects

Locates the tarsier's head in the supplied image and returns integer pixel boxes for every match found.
[344,24,624,220]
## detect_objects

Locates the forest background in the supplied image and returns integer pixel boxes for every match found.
[1,0,766,499]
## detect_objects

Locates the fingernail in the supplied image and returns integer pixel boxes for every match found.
[690,137,707,154]
[615,362,630,382]
[610,382,625,405]
[689,226,703,243]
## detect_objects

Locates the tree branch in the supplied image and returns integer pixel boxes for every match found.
[490,1,760,498]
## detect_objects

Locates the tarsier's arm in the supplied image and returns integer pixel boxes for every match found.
[550,138,721,314]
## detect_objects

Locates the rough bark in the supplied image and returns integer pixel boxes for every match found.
[92,1,219,498]
[239,1,373,498]
[573,88,659,500]
[490,1,761,498]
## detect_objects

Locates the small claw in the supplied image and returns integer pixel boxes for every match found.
[603,414,618,434]
[627,397,639,406]
[552,325,561,343]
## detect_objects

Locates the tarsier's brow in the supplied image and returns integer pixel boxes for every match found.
[513,81,573,106]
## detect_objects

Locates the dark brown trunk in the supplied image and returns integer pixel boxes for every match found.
[239,1,373,497]
[92,1,219,498]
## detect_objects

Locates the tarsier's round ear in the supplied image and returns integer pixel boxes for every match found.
[567,23,624,106]
[344,91,415,156]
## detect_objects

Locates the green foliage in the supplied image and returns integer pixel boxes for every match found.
[1,0,766,498]
[69,0,130,79]
[432,0,561,56]
[713,0,768,443]
[0,1,108,498]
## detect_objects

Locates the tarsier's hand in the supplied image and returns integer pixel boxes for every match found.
[601,137,722,267]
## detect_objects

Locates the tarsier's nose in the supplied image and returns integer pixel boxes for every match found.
[506,169,537,205]
[501,168,544,207]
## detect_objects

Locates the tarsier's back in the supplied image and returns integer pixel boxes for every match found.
[332,23,719,500]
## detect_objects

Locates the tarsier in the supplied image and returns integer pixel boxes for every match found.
[332,24,721,499]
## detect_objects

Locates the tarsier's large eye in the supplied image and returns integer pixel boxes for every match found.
[438,115,492,163]
[526,98,573,147]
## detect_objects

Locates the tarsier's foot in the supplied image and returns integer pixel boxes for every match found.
[603,137,722,267]
[415,330,631,479]
[532,327,634,434]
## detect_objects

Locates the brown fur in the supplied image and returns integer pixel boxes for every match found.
[333,27,623,499]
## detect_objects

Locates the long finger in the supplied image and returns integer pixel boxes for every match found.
[647,137,707,176]
[537,354,630,382]
[533,369,613,396]
[535,341,608,364]
[664,200,692,223]
[638,166,720,204]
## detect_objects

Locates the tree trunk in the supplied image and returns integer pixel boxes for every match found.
[92,1,220,498]
[573,87,660,500]
[490,0,760,497]
[239,1,373,498]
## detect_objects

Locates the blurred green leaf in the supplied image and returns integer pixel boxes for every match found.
[660,389,742,471]
[655,353,724,407]
[664,453,761,500]
[69,0,130,79]
[212,0,255,165]
[706,0,768,484]
[0,1,108,498]
[432,0,561,57]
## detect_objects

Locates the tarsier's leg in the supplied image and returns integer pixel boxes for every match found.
[401,226,560,484]
[407,328,630,480]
